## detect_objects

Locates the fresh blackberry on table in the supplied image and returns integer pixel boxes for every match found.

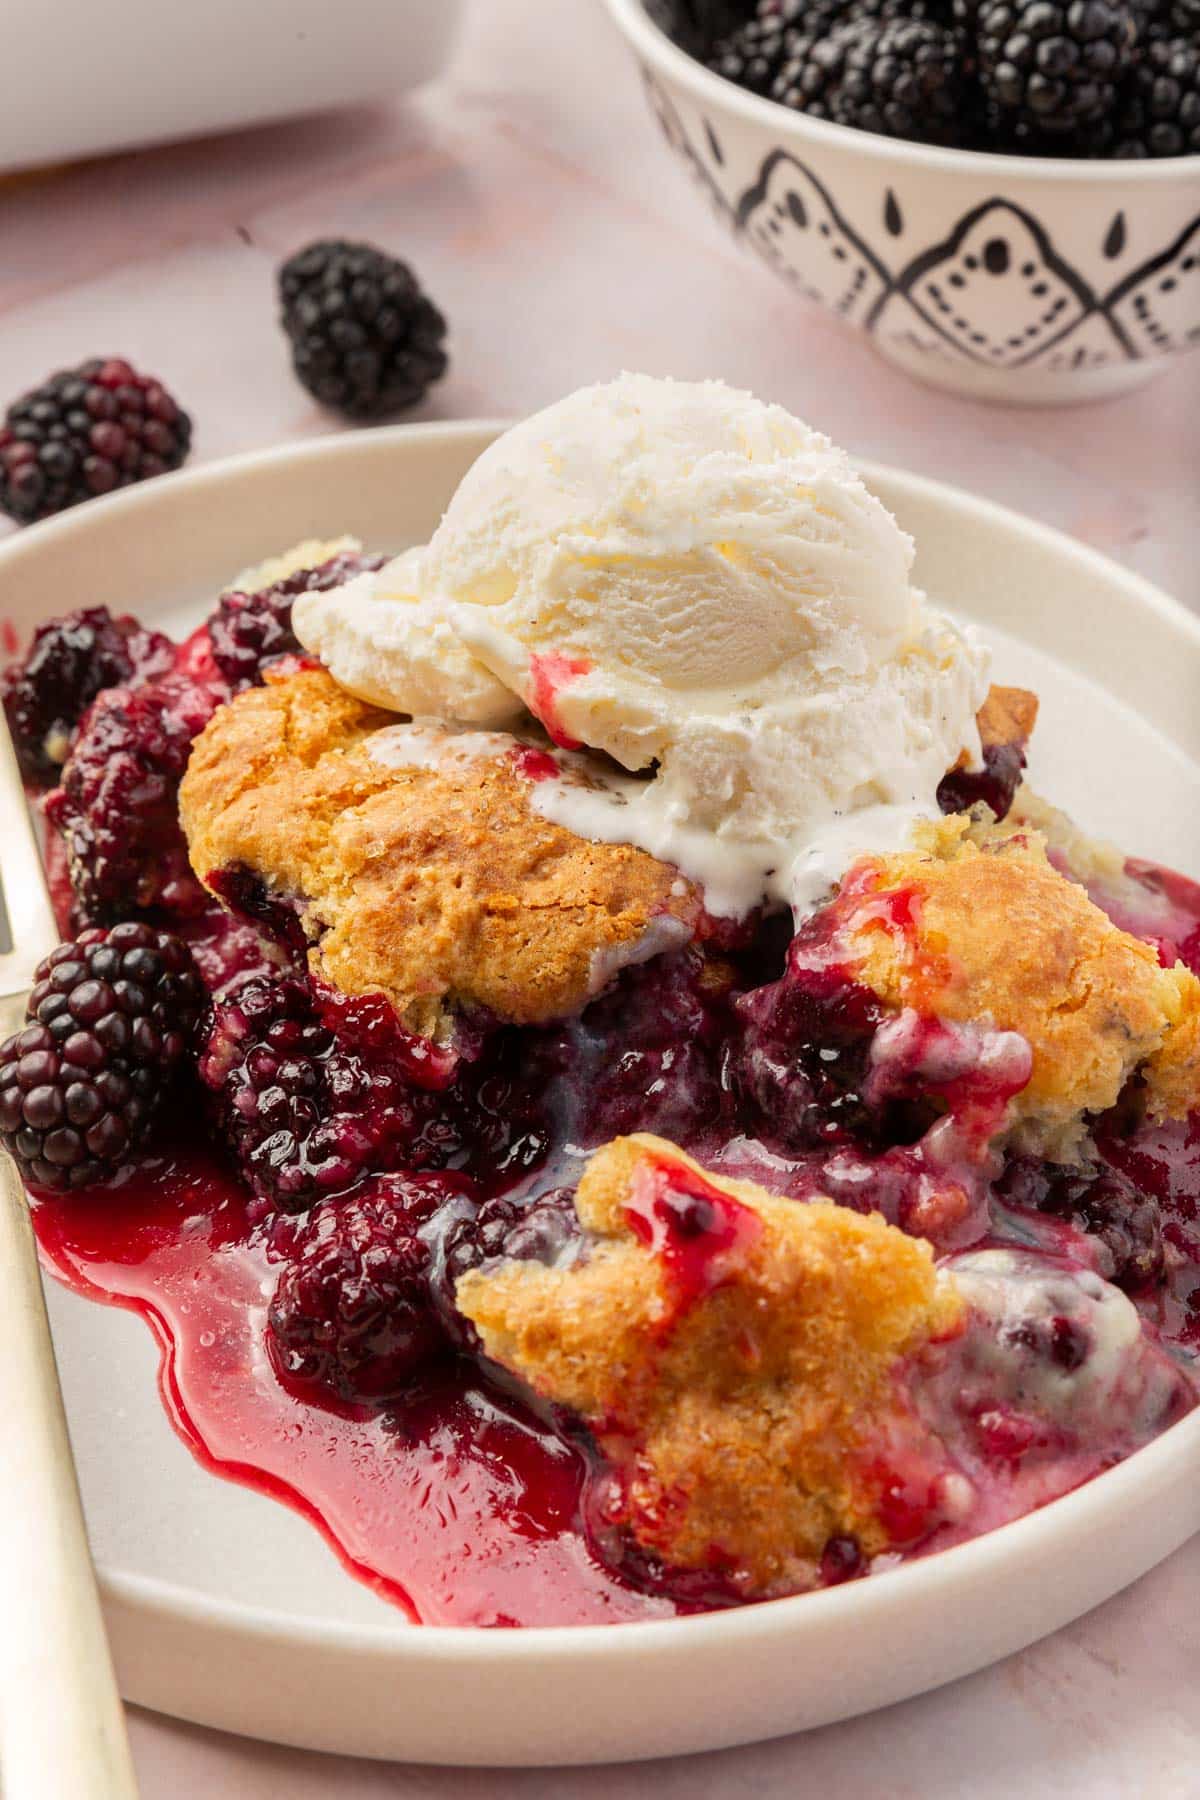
[1,607,174,788]
[199,974,460,1212]
[44,673,221,925]
[207,548,385,688]
[0,924,204,1190]
[278,241,448,420]
[1112,34,1200,156]
[771,15,971,143]
[0,359,191,526]
[267,1177,462,1402]
[972,0,1139,146]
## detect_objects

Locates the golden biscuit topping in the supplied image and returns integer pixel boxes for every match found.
[179,667,699,1039]
[458,1135,963,1595]
[833,818,1200,1155]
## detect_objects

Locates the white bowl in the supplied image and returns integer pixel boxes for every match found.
[2,426,1198,1764]
[0,0,463,173]
[604,0,1200,406]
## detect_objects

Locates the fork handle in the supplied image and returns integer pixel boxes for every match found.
[0,1153,139,1798]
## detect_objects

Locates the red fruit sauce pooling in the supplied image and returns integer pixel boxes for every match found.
[34,1140,679,1627]
[623,1156,764,1315]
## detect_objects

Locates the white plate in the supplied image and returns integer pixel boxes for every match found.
[1,426,1198,1766]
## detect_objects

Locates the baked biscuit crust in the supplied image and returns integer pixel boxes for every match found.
[179,667,699,1039]
[837,817,1200,1153]
[975,683,1038,755]
[458,1134,963,1595]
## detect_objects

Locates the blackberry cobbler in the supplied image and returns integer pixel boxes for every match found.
[4,387,1199,1625]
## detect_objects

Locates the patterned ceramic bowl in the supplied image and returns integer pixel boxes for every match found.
[604,0,1200,406]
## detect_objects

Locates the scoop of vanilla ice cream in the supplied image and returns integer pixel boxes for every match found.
[293,374,990,915]
[292,546,524,727]
[432,375,923,763]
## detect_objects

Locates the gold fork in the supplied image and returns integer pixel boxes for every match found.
[0,716,138,1798]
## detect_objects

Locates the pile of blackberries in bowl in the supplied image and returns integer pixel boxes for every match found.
[657,0,1199,156]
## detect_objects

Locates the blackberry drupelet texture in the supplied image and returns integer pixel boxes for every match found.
[1000,1156,1165,1288]
[549,945,738,1149]
[45,674,223,925]
[0,924,204,1189]
[431,1187,581,1351]
[199,973,460,1212]
[0,359,191,524]
[797,15,970,142]
[698,0,1179,154]
[267,1177,465,1401]
[278,241,449,419]
[710,0,959,111]
[973,0,1139,145]
[1113,33,1200,154]
[207,549,386,688]
[1,607,174,787]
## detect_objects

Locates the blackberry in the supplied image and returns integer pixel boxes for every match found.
[267,1176,462,1402]
[430,1186,581,1352]
[45,673,222,924]
[773,15,971,142]
[550,946,736,1149]
[1128,0,1199,38]
[0,359,191,525]
[0,924,204,1190]
[709,2,811,95]
[278,241,448,419]
[1112,35,1200,155]
[2,607,173,787]
[709,0,958,102]
[651,0,754,54]
[207,549,385,688]
[199,973,459,1211]
[999,1158,1164,1289]
[937,738,1026,821]
[974,0,1139,144]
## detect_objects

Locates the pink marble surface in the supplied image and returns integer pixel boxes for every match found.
[1,1,1197,1792]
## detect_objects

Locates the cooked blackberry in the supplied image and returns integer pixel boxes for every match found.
[771,16,970,143]
[45,674,222,924]
[1112,34,1200,155]
[937,738,1027,821]
[267,1177,461,1402]
[0,924,204,1189]
[974,0,1139,143]
[999,1157,1164,1289]
[2,606,173,787]
[550,946,737,1149]
[734,946,890,1153]
[430,1186,581,1352]
[207,549,385,688]
[198,974,460,1212]
[0,359,191,525]
[278,241,448,419]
